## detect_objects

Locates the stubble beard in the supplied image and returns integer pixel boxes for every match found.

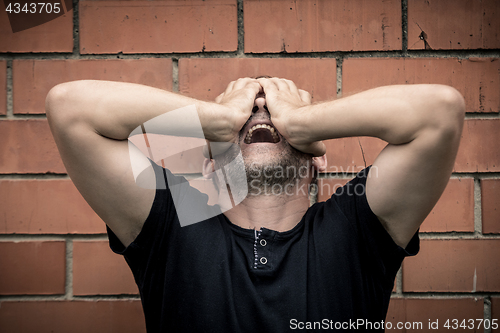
[213,139,313,198]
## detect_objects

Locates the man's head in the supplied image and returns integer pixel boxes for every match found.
[202,77,327,198]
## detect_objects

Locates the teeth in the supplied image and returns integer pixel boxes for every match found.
[245,123,279,144]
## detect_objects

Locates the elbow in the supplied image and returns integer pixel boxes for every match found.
[45,81,84,127]
[440,85,466,121]
[46,83,69,116]
[431,85,465,139]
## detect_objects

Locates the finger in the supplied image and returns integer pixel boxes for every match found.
[299,89,312,104]
[269,77,289,91]
[233,77,255,91]
[215,93,224,104]
[257,78,278,94]
[283,79,299,95]
[248,80,263,94]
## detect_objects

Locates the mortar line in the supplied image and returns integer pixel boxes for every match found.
[464,113,500,119]
[65,239,73,299]
[484,297,492,333]
[401,0,408,57]
[396,267,403,295]
[72,0,80,57]
[71,295,141,300]
[474,178,483,235]
[393,293,500,298]
[172,58,179,93]
[418,232,500,239]
[236,0,245,56]
[10,114,47,119]
[7,110,496,120]
[317,171,500,179]
[0,295,141,302]
[0,295,67,301]
[1,50,497,61]
[0,174,69,179]
[0,234,108,241]
[336,56,343,98]
[451,173,500,179]
[6,59,12,118]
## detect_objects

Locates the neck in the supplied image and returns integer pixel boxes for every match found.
[223,181,312,232]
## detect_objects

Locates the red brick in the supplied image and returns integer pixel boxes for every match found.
[421,178,474,233]
[0,3,73,52]
[318,177,474,233]
[455,120,500,173]
[244,0,401,53]
[0,241,65,295]
[482,179,500,234]
[0,300,145,333]
[386,298,406,331]
[0,60,5,115]
[493,297,500,327]
[408,0,500,50]
[0,120,65,173]
[316,178,350,202]
[343,58,500,113]
[13,59,172,114]
[387,298,484,332]
[80,0,237,54]
[321,122,498,175]
[179,58,337,102]
[73,241,138,295]
[0,180,105,234]
[323,137,387,174]
[403,239,500,292]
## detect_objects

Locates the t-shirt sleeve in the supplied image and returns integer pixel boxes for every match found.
[106,161,184,262]
[332,166,419,287]
[106,159,217,278]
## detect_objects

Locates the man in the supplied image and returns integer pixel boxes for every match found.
[46,77,464,332]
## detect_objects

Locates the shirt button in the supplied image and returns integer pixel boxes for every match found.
[260,257,268,265]
[260,239,267,247]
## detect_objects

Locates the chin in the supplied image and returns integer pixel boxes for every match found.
[241,139,291,161]
[243,142,312,174]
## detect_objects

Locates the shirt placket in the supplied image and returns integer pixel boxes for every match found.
[253,228,273,270]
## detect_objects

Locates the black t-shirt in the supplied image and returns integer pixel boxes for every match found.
[107,165,419,332]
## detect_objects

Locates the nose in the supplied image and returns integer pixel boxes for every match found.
[253,94,268,114]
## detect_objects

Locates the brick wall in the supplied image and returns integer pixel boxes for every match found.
[0,0,499,332]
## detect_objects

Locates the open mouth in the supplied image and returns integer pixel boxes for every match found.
[244,124,280,144]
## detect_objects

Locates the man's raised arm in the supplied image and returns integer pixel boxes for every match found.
[259,79,465,248]
[46,79,260,246]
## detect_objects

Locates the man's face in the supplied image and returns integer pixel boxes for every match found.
[237,92,287,163]
[214,93,313,196]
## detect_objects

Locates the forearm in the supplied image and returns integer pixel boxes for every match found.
[46,80,225,141]
[294,84,464,144]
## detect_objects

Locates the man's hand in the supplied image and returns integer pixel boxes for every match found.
[258,77,326,157]
[214,78,262,144]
